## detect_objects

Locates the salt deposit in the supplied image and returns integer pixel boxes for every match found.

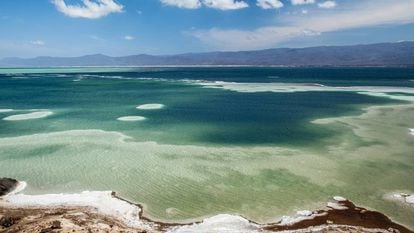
[389,193,414,206]
[3,181,27,197]
[193,81,414,102]
[117,116,146,121]
[4,191,148,229]
[3,111,53,121]
[277,210,324,226]
[136,104,165,110]
[0,109,13,113]
[333,196,347,202]
[327,201,349,210]
[167,214,261,233]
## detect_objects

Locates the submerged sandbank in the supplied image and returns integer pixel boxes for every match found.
[3,111,53,121]
[0,179,412,233]
[192,81,414,101]
[194,81,414,93]
[0,109,13,113]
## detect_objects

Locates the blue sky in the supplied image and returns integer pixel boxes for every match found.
[0,0,413,58]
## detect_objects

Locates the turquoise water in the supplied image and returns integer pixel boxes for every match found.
[0,67,413,227]
[0,68,408,145]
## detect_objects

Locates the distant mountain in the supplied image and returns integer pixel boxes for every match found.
[1,42,414,67]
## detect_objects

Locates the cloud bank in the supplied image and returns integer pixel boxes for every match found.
[52,0,123,19]
[189,0,414,50]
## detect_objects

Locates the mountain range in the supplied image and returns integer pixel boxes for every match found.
[1,42,413,67]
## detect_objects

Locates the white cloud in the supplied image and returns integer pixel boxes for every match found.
[318,1,337,9]
[203,0,248,10]
[256,0,283,9]
[189,0,414,50]
[160,0,201,9]
[290,0,315,5]
[160,0,248,10]
[124,35,135,40]
[51,0,123,19]
[302,29,320,36]
[30,40,45,46]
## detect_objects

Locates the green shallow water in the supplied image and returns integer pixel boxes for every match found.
[0,67,413,227]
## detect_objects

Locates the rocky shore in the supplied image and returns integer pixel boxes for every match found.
[1,178,413,233]
[0,178,19,197]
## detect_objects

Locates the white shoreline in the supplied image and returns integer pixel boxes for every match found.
[2,181,27,198]
[0,181,346,232]
[1,182,412,232]
[1,184,149,230]
[167,214,261,233]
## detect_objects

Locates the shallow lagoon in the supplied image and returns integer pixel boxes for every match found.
[0,67,413,227]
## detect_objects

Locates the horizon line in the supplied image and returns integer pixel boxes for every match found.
[1,40,413,60]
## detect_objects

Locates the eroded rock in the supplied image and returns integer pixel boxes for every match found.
[0,216,14,228]
[0,178,18,196]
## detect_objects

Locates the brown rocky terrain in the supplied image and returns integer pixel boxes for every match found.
[1,178,413,233]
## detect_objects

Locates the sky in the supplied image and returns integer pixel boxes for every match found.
[0,0,413,58]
